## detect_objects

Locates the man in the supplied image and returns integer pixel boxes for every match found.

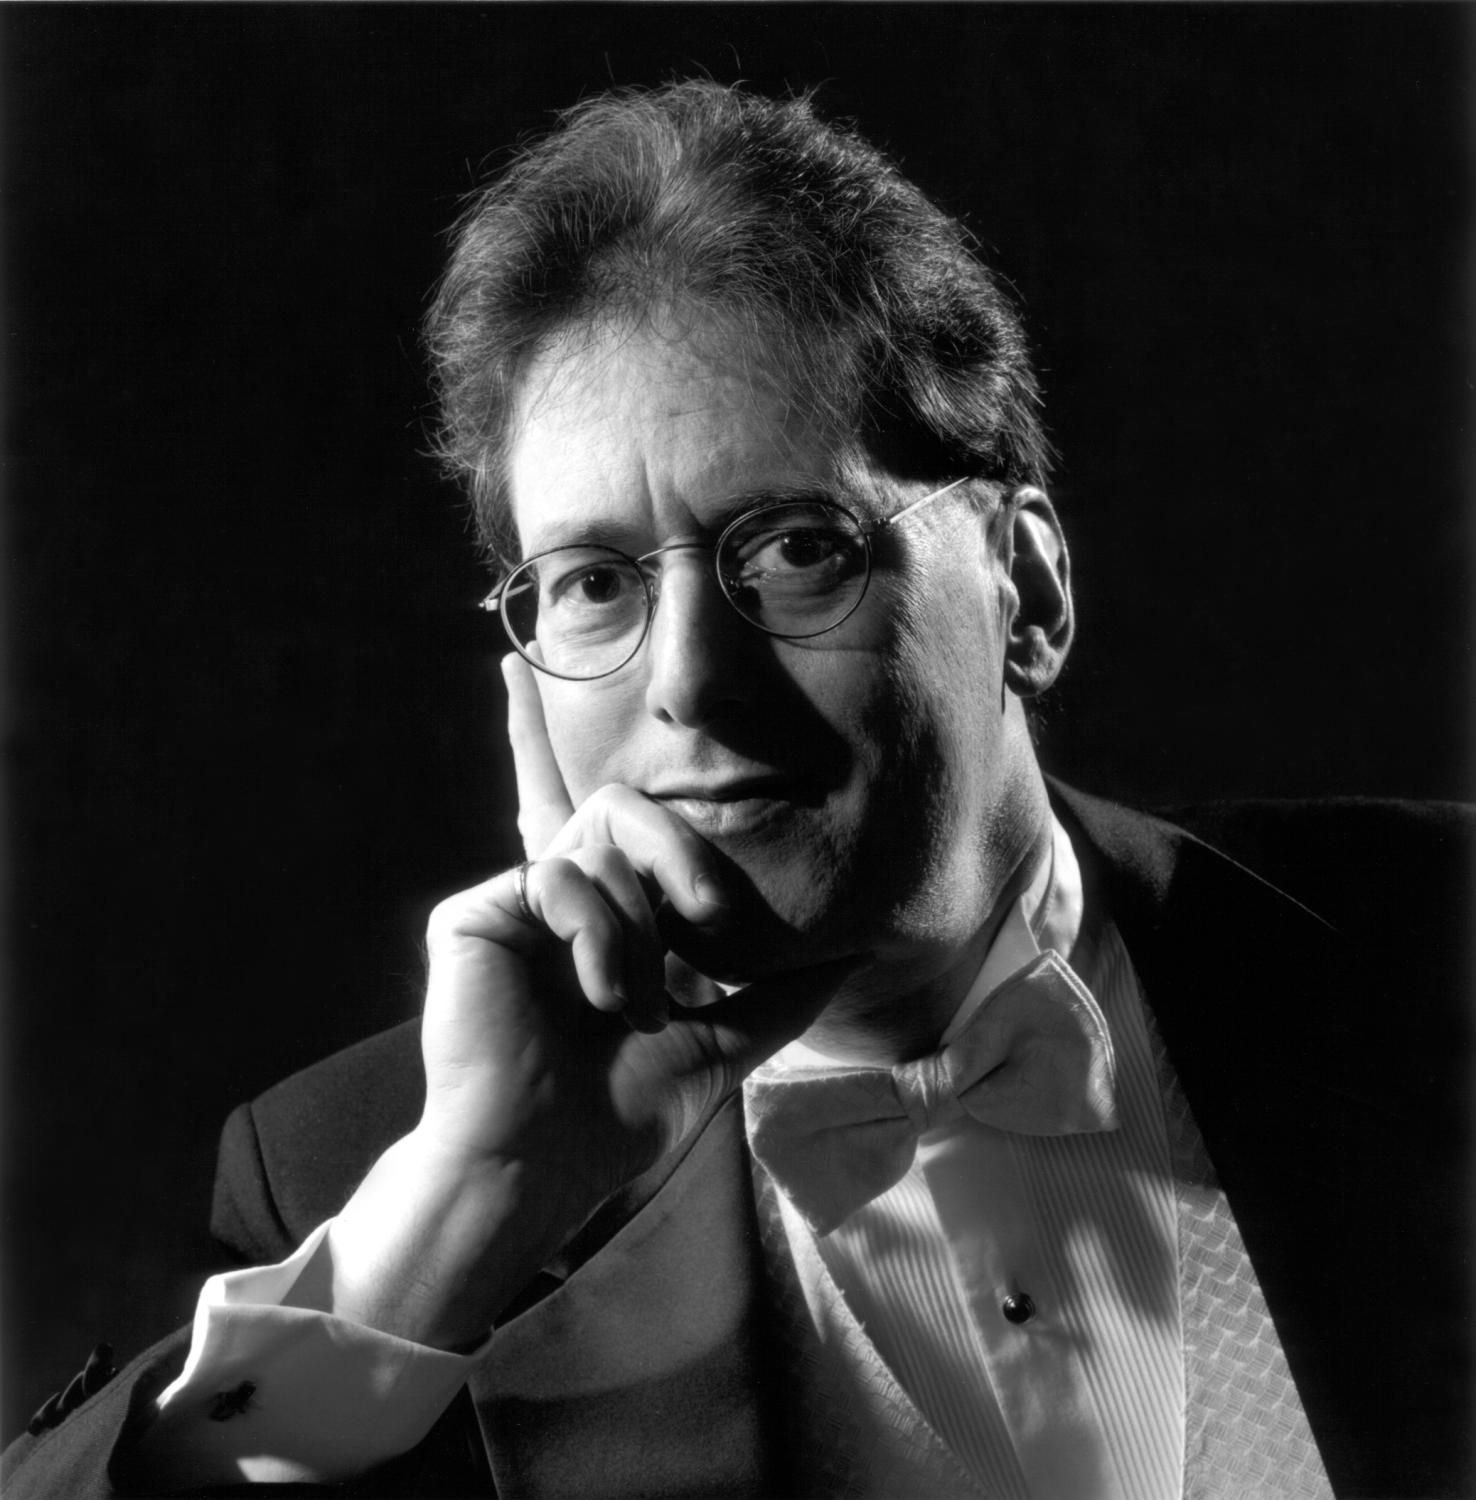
[4,81,1467,1498]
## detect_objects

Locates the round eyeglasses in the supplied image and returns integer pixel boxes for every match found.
[481,476,971,681]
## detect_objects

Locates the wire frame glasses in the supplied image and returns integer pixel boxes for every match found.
[481,476,971,681]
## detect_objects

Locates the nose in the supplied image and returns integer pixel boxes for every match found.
[641,549,761,727]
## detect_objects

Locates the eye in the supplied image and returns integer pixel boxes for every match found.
[769,528,846,570]
[498,545,649,675]
[725,516,865,590]
[564,565,626,604]
[539,555,642,609]
[717,503,871,637]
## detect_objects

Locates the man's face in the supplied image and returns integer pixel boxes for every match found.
[506,320,1042,982]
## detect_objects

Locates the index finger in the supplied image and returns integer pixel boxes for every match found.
[503,653,576,858]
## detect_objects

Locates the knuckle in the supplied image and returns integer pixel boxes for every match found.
[566,901,621,956]
[530,855,594,915]
[425,892,473,947]
[535,854,581,887]
[583,783,630,818]
[577,842,633,881]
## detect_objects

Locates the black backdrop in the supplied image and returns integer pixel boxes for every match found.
[3,3,1468,1441]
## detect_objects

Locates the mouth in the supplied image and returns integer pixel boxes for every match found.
[648,775,810,837]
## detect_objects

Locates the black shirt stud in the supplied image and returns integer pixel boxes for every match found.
[1001,1292,1037,1325]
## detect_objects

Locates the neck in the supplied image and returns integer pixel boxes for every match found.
[799,809,1055,1066]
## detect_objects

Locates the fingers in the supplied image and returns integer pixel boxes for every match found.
[430,847,668,1032]
[542,783,730,926]
[529,852,669,1032]
[503,653,575,859]
[526,859,632,1017]
[685,953,871,1078]
[501,656,731,923]
[564,848,668,1029]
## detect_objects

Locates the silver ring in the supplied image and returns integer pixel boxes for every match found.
[514,859,537,925]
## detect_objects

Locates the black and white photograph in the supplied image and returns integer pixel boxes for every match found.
[4,5,1470,1496]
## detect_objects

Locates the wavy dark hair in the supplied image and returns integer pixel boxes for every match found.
[426,81,1052,562]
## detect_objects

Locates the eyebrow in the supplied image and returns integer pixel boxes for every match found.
[519,482,844,558]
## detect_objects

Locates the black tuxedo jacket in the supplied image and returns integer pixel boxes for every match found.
[4,788,1469,1497]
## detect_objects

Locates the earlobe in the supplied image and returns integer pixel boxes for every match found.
[1000,487,1074,699]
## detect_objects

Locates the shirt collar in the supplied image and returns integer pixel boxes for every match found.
[778,814,1086,1070]
[943,813,1084,1044]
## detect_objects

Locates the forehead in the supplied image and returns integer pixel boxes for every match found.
[506,320,858,553]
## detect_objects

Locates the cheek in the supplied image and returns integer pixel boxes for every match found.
[767,588,951,792]
[880,580,1005,781]
[537,680,637,800]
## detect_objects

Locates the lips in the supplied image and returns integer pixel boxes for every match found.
[647,774,810,838]
[655,794,795,838]
[648,775,794,802]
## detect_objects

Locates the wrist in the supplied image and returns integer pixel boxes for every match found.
[327,1131,592,1350]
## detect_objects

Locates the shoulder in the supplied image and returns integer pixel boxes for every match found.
[1156,795,1471,937]
[1054,781,1470,936]
[1053,784,1471,1087]
[212,1020,423,1259]
[1057,785,1470,1163]
[247,1017,425,1146]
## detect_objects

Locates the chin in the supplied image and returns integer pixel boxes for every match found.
[660,842,864,984]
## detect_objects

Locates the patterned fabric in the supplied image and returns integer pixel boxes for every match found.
[1139,985,1332,1499]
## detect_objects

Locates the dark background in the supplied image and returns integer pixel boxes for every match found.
[3,3,1468,1441]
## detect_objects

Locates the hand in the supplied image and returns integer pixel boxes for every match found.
[418,654,854,1202]
[327,656,857,1348]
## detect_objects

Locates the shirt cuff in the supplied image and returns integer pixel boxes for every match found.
[135,1221,486,1487]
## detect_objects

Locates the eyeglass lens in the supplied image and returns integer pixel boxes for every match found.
[500,501,872,679]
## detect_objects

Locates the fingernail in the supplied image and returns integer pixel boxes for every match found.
[693,874,729,908]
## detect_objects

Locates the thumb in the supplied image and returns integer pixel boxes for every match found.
[685,953,869,1083]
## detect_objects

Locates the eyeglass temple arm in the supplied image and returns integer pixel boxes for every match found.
[480,575,526,611]
[871,475,973,533]
[481,565,546,610]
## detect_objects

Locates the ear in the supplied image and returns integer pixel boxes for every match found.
[998,487,1074,698]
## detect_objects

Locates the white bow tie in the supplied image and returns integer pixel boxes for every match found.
[745,951,1119,1235]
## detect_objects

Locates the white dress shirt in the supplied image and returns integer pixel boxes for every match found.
[747,818,1183,1499]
